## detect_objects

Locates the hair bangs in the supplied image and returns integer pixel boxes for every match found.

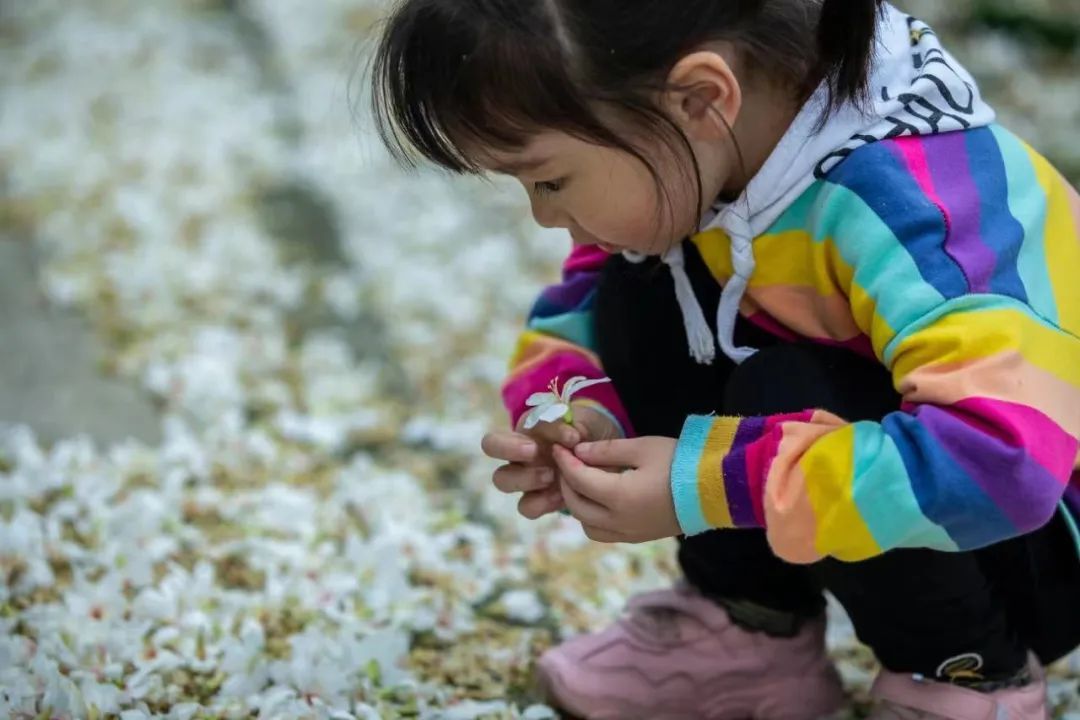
[371,0,590,175]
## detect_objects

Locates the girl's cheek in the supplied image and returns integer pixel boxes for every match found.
[573,183,677,253]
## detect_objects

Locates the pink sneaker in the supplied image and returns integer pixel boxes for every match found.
[536,584,845,720]
[868,656,1048,719]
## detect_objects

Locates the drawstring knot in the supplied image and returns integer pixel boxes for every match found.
[715,209,758,364]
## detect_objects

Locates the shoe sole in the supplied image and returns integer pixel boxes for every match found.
[537,662,847,720]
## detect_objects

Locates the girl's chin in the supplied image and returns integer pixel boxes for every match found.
[596,236,681,257]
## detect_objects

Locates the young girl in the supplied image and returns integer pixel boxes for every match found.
[371,1,1080,717]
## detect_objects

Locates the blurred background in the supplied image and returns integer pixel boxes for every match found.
[1,1,1078,718]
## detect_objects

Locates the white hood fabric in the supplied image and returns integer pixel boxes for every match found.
[648,4,996,365]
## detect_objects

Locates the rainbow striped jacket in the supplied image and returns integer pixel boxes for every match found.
[503,124,1080,563]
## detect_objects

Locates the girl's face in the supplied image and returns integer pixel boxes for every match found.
[478,128,733,256]
[474,50,794,255]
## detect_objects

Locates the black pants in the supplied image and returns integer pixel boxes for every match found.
[593,242,1080,683]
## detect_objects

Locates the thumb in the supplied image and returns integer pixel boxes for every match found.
[574,438,641,468]
[554,424,580,448]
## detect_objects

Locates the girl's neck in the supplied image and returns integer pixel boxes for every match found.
[721,86,802,199]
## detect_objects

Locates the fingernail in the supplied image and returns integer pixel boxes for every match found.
[541,468,555,485]
[575,442,591,457]
[562,427,579,445]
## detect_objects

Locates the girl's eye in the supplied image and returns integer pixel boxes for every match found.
[534,179,565,196]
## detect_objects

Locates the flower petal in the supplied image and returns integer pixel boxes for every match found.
[563,377,611,399]
[522,407,546,430]
[537,403,570,424]
[525,392,557,408]
[558,376,588,399]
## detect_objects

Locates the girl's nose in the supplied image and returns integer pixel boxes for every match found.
[529,195,566,230]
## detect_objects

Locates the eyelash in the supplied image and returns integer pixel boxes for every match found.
[533,179,564,196]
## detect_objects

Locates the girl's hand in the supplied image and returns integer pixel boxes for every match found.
[481,403,621,520]
[551,438,681,543]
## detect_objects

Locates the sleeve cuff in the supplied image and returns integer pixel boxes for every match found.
[504,363,635,437]
[671,415,749,536]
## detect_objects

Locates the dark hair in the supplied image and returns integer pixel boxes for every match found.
[371,0,884,232]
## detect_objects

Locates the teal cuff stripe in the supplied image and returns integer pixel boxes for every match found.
[1062,501,1080,564]
[671,416,712,536]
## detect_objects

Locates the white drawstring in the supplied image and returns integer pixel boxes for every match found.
[622,226,756,367]
[714,210,758,364]
[663,245,717,365]
[622,248,715,365]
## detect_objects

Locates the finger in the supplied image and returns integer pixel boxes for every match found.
[518,486,565,520]
[482,432,538,463]
[574,438,642,468]
[559,477,612,528]
[492,464,555,494]
[552,444,619,503]
[525,420,580,449]
[582,525,628,544]
[556,425,581,448]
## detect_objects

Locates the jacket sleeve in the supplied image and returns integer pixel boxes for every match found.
[502,243,634,436]
[671,129,1080,563]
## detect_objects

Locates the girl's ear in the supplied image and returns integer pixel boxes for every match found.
[662,50,743,142]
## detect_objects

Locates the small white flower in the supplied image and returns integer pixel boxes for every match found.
[522,376,611,430]
[497,590,546,625]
